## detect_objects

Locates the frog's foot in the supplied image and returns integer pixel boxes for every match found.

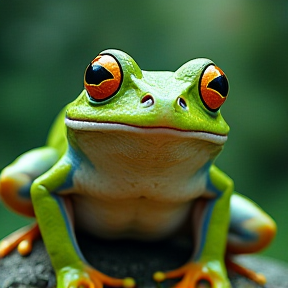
[153,262,230,288]
[0,223,40,257]
[58,265,135,288]
[225,257,266,285]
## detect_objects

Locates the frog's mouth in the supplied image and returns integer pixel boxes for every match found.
[65,118,228,145]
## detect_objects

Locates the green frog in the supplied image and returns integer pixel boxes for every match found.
[0,49,276,288]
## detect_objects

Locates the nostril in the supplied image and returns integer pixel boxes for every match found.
[177,97,188,110]
[141,94,154,107]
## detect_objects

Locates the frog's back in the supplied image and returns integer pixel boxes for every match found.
[46,107,68,156]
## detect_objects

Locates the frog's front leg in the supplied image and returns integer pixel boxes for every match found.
[31,158,135,288]
[154,166,232,288]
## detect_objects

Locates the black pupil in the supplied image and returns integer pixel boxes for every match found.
[85,63,114,85]
[207,75,228,97]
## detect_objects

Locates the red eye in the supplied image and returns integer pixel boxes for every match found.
[84,54,123,103]
[199,65,229,112]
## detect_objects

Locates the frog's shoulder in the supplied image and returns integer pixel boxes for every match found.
[207,164,234,194]
[46,106,68,156]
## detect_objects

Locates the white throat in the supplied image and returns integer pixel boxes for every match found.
[65,119,225,201]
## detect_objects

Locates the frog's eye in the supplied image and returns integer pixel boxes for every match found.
[84,54,123,103]
[199,65,229,112]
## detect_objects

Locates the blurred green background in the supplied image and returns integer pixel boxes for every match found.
[0,1,287,262]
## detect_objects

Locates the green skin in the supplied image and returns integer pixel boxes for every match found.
[0,49,275,288]
[36,50,231,287]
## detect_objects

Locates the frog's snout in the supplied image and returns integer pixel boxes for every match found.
[141,94,188,112]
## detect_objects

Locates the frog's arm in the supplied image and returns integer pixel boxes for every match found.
[31,155,134,288]
[197,164,233,262]
[154,164,233,287]
[30,157,81,268]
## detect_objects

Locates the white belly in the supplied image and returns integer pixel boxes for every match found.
[68,126,221,240]
[73,194,193,239]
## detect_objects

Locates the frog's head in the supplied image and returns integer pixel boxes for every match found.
[65,49,229,167]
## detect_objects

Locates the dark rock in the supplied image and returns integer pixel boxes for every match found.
[0,232,287,288]
[0,240,55,288]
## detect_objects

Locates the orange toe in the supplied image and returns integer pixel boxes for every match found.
[226,257,266,285]
[85,266,135,288]
[0,223,40,257]
[154,262,228,288]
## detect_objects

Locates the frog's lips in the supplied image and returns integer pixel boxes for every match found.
[65,118,228,145]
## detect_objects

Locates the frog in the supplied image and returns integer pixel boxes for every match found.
[0,49,276,288]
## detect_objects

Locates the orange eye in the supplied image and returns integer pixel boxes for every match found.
[84,54,123,103]
[199,65,229,112]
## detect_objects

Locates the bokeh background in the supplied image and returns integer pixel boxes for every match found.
[0,1,287,262]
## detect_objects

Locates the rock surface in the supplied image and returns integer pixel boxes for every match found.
[0,232,288,288]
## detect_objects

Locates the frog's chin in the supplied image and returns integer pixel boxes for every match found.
[65,118,228,145]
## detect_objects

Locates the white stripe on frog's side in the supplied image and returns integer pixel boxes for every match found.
[65,119,228,145]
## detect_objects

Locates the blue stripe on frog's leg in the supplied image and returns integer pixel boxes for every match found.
[50,144,95,263]
[52,194,87,263]
[54,142,95,194]
[191,197,218,261]
[190,162,223,261]
[227,193,276,254]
